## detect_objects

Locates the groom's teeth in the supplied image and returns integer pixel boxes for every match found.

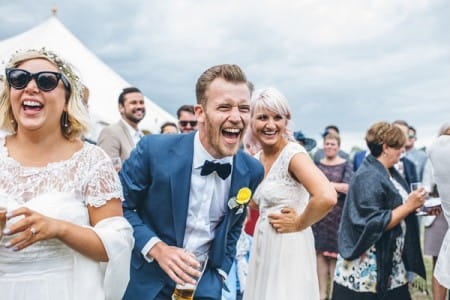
[223,128,241,134]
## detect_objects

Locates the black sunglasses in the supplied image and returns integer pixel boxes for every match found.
[179,120,198,127]
[5,68,70,92]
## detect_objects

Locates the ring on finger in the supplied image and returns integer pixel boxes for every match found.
[30,227,37,236]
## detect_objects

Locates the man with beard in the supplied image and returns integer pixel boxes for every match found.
[120,64,264,300]
[97,87,146,163]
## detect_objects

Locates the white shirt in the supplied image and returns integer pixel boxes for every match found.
[142,132,233,261]
[121,119,143,145]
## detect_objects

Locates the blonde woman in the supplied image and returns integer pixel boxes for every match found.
[0,49,133,300]
[244,87,336,300]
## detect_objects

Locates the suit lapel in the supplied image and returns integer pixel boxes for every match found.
[225,151,250,225]
[169,134,195,246]
[118,120,135,148]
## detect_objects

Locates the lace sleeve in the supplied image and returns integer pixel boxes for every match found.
[83,146,124,207]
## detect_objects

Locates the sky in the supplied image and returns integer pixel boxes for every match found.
[1,0,449,152]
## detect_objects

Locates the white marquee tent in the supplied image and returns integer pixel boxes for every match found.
[0,16,176,138]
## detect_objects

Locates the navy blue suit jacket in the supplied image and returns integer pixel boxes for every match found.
[120,133,264,299]
[353,150,367,172]
[401,156,418,186]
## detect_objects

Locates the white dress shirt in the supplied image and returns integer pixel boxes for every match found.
[121,119,143,145]
[142,132,233,262]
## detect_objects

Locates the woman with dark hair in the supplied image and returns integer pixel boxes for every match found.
[160,121,178,134]
[332,121,426,300]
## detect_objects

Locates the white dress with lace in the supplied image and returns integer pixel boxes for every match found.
[244,142,319,300]
[0,136,134,300]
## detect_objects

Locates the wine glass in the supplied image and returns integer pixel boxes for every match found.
[411,182,430,216]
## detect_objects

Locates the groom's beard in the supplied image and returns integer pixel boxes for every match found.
[203,113,244,158]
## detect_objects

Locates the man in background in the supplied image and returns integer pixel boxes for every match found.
[97,87,146,162]
[393,120,419,185]
[177,104,198,133]
[405,125,428,181]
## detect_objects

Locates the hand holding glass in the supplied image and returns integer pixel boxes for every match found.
[410,183,429,216]
[172,252,208,300]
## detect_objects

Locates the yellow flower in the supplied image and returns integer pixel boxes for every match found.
[236,187,252,205]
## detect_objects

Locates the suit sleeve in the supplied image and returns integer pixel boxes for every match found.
[119,138,157,251]
[97,126,121,159]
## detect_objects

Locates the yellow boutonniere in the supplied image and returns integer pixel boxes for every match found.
[228,187,252,213]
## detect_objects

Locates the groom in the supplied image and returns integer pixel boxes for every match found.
[120,64,264,299]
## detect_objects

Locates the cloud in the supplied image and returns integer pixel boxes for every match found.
[1,0,449,151]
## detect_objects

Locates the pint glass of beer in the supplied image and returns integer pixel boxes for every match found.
[0,193,7,243]
[172,252,208,300]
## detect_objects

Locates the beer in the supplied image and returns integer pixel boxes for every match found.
[171,252,208,300]
[172,285,195,300]
[0,207,6,242]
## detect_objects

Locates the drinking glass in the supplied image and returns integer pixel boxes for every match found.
[172,252,208,300]
[0,193,7,244]
[411,182,429,216]
[411,182,425,192]
[0,207,6,243]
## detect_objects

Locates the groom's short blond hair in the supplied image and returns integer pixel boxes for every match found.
[195,64,250,105]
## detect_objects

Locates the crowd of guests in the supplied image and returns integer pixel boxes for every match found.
[0,48,449,300]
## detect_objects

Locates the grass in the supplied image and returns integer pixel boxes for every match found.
[410,255,433,300]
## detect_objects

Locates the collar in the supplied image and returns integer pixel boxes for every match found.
[193,131,233,169]
[121,118,142,138]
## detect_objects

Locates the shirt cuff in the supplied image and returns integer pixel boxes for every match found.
[141,237,162,263]
[217,268,228,281]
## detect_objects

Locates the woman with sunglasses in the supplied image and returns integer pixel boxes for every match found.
[0,49,133,300]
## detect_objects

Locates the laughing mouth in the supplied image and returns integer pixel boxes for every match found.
[222,128,242,139]
[262,130,277,136]
[22,100,43,111]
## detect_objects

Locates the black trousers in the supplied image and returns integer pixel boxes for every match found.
[332,282,411,300]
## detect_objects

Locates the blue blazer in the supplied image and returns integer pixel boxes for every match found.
[353,150,367,172]
[120,133,264,299]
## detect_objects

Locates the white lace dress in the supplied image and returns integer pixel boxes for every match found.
[244,142,319,300]
[0,137,134,300]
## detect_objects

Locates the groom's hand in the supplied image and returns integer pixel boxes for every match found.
[149,242,201,285]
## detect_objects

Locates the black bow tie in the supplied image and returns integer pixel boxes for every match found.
[200,160,232,180]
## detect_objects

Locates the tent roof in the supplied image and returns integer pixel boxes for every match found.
[0,17,176,136]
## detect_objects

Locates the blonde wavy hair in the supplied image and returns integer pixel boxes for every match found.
[0,49,90,140]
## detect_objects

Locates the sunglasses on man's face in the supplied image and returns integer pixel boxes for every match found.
[179,120,198,127]
[6,68,70,92]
